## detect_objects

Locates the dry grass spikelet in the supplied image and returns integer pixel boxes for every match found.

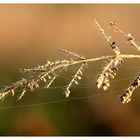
[110,21,140,52]
[121,75,140,104]
[96,56,124,91]
[64,63,85,98]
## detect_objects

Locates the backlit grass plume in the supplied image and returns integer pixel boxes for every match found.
[0,20,140,104]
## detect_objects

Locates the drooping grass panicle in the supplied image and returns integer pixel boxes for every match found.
[0,54,140,102]
[0,20,140,104]
[110,21,140,52]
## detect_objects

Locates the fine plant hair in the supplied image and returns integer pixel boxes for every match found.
[0,20,140,104]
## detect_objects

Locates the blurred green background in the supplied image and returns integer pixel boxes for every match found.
[0,4,140,136]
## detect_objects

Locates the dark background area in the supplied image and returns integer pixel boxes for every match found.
[0,4,140,136]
